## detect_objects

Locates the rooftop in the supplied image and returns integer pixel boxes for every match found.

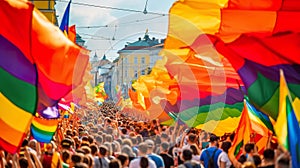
[118,30,164,53]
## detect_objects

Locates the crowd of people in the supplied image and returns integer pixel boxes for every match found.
[0,102,291,168]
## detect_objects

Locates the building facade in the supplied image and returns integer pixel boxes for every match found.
[116,32,164,89]
[30,0,58,25]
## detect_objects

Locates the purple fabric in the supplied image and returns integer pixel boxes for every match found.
[0,35,36,85]
[238,59,300,88]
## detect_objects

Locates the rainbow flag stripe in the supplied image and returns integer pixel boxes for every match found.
[31,116,59,143]
[0,0,88,153]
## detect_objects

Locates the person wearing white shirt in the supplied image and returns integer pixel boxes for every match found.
[217,141,232,168]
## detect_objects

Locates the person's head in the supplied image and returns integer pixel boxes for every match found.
[104,142,113,156]
[121,128,127,135]
[122,138,133,147]
[244,143,255,154]
[19,157,28,168]
[117,153,129,167]
[160,142,169,153]
[95,135,103,145]
[145,139,155,153]
[136,135,143,144]
[99,145,108,157]
[180,149,193,161]
[187,133,197,144]
[138,142,149,156]
[221,141,232,153]
[90,144,99,156]
[190,144,200,155]
[108,159,122,168]
[87,135,94,144]
[130,136,137,145]
[81,146,91,154]
[276,154,290,168]
[209,134,219,146]
[238,155,247,164]
[61,150,71,164]
[160,133,169,142]
[263,149,275,162]
[140,156,149,168]
[121,145,135,157]
[105,134,113,143]
[61,138,73,150]
[28,139,38,151]
[71,153,84,164]
[253,154,262,167]
[83,155,91,167]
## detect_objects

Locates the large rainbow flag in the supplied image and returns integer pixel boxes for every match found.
[0,0,88,153]
[166,0,300,121]
[275,70,300,168]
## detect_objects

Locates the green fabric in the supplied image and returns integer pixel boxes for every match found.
[0,68,36,113]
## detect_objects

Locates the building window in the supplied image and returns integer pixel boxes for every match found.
[124,57,128,64]
[141,69,145,75]
[141,57,145,64]
[134,57,138,64]
[124,70,128,77]
[134,70,138,78]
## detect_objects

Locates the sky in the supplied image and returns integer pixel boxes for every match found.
[55,0,176,61]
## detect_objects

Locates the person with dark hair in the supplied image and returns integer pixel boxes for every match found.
[182,133,198,150]
[253,154,261,167]
[238,155,247,164]
[61,150,71,168]
[71,153,84,167]
[190,144,201,164]
[217,141,232,168]
[61,138,73,151]
[178,149,201,168]
[276,154,290,168]
[19,157,29,168]
[159,142,174,168]
[129,142,156,168]
[99,145,110,168]
[109,159,122,168]
[90,144,101,168]
[245,143,255,161]
[116,153,129,168]
[83,155,91,167]
[140,156,149,168]
[259,149,274,168]
[200,134,222,168]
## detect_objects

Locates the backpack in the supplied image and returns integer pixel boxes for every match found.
[205,148,218,168]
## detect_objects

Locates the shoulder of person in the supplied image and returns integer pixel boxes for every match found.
[178,164,187,168]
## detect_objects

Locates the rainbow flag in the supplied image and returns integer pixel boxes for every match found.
[166,0,300,121]
[274,70,300,168]
[31,116,59,143]
[0,0,88,153]
[229,100,251,158]
[229,98,273,158]
[245,98,274,135]
[211,33,300,120]
[0,0,37,154]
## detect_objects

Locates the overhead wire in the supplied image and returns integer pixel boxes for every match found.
[76,15,166,29]
[57,0,167,16]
